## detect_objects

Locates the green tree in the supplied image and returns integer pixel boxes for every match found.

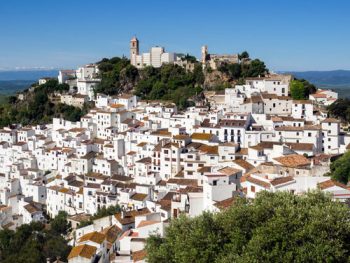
[241,59,268,78]
[7,96,17,104]
[0,220,71,263]
[239,51,249,60]
[50,211,71,235]
[290,80,308,99]
[146,191,350,263]
[92,204,121,220]
[193,64,205,85]
[181,54,197,63]
[299,78,317,95]
[328,98,350,122]
[328,151,350,184]
[227,63,242,79]
[43,235,71,261]
[149,81,166,99]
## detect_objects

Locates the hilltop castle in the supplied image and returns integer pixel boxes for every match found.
[201,45,239,69]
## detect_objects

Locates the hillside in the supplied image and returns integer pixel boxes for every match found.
[0,79,89,128]
[96,54,268,109]
[0,70,59,103]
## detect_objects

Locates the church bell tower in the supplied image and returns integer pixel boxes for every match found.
[130,36,139,64]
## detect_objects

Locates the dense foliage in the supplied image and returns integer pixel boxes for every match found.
[290,79,317,100]
[146,191,350,263]
[218,58,268,81]
[0,79,88,128]
[328,98,350,123]
[96,56,204,109]
[328,151,350,184]
[95,57,138,96]
[135,64,204,109]
[290,80,307,99]
[0,211,71,263]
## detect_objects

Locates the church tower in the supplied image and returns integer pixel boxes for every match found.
[130,36,139,64]
[201,45,208,64]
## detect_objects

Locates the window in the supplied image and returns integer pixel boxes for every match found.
[308,132,312,137]
[251,185,255,193]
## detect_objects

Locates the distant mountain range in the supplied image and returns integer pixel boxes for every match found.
[281,70,350,98]
[283,70,350,86]
[0,70,58,96]
[0,70,58,81]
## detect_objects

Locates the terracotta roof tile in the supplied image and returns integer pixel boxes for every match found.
[79,231,105,244]
[274,154,310,168]
[68,244,97,260]
[318,179,348,190]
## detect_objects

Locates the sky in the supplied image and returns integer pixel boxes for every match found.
[0,0,350,71]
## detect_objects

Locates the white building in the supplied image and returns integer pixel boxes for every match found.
[130,37,177,69]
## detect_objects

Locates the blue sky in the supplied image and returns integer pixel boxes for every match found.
[0,0,349,71]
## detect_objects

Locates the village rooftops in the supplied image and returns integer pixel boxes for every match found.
[233,159,255,171]
[217,166,241,176]
[191,133,214,141]
[214,197,236,210]
[68,213,92,223]
[101,225,122,245]
[131,193,148,201]
[293,100,312,104]
[318,179,349,190]
[68,244,97,260]
[245,174,295,189]
[274,154,310,168]
[219,119,246,127]
[167,178,198,187]
[321,118,341,123]
[114,208,150,225]
[79,231,106,244]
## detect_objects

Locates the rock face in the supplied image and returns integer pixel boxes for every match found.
[203,70,234,89]
[118,68,140,94]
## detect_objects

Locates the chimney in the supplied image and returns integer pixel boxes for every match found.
[121,211,125,219]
